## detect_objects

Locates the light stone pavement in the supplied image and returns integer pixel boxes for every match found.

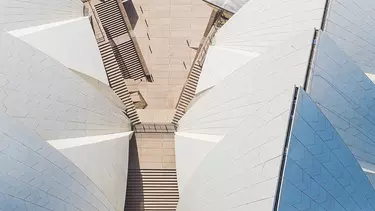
[126,0,212,123]
[129,133,176,169]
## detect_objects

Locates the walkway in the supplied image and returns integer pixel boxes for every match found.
[125,0,212,123]
[125,132,178,210]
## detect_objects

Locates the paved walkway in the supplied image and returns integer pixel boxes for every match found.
[125,133,178,210]
[129,133,176,169]
[125,0,211,123]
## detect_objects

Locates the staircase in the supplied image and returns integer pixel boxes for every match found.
[125,133,179,211]
[125,169,179,211]
[95,0,128,39]
[99,41,140,125]
[172,64,202,125]
[95,0,146,81]
[113,40,146,80]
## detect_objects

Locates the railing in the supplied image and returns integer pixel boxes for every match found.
[172,11,228,125]
[196,24,219,66]
[87,1,106,43]
[134,123,176,133]
[174,22,219,108]
[83,4,89,16]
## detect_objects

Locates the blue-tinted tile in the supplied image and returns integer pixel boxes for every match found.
[293,192,312,210]
[280,89,375,211]
[280,180,302,205]
[288,136,306,162]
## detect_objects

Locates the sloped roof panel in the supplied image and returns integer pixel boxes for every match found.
[0,0,83,31]
[0,31,131,140]
[178,31,314,136]
[309,31,375,190]
[214,0,325,53]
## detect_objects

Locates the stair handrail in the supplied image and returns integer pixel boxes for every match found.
[174,23,219,110]
[87,0,106,43]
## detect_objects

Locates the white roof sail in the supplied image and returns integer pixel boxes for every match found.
[48,132,133,211]
[0,0,82,31]
[0,31,131,140]
[198,0,325,92]
[213,0,326,53]
[324,0,375,82]
[178,31,314,137]
[205,0,249,13]
[196,46,257,94]
[175,132,223,194]
[8,17,109,85]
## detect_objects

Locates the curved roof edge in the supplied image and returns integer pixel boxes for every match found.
[8,17,109,85]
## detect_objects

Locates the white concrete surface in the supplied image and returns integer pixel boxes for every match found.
[214,0,325,53]
[0,0,83,31]
[0,1,134,211]
[196,46,257,94]
[176,31,315,211]
[0,110,116,211]
[178,31,314,136]
[175,132,223,193]
[74,70,127,111]
[9,17,109,85]
[0,31,131,140]
[48,132,133,211]
[205,0,249,13]
[177,90,293,211]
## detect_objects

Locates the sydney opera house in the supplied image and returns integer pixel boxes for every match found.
[2,0,375,210]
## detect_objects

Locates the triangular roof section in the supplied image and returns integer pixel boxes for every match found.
[324,0,375,82]
[175,132,224,194]
[204,0,249,13]
[308,31,375,190]
[195,46,257,95]
[196,0,326,93]
[0,31,130,140]
[47,132,133,211]
[0,110,116,211]
[213,0,326,53]
[0,0,83,31]
[8,17,109,85]
[178,30,315,137]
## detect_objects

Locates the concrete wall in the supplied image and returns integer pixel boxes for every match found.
[0,111,116,211]
[279,89,375,211]
[214,0,325,53]
[308,31,375,187]
[325,0,375,82]
[0,0,83,31]
[0,31,131,140]
[48,132,133,211]
[178,31,314,137]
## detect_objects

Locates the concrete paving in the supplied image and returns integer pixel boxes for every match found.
[129,133,176,169]
[125,0,212,123]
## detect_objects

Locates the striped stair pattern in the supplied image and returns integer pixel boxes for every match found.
[125,169,179,211]
[113,40,146,80]
[172,64,202,125]
[95,0,128,39]
[95,0,146,80]
[98,41,140,125]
